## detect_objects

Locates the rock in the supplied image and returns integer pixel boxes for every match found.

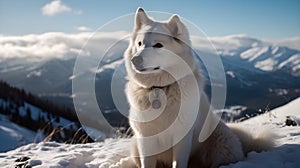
[15,156,30,162]
[285,116,298,126]
[14,156,32,168]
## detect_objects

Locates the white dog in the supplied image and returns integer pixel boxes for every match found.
[124,8,274,168]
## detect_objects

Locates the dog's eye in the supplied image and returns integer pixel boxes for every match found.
[153,43,163,48]
[138,41,142,47]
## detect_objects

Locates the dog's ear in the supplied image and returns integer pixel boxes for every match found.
[166,15,184,37]
[134,7,151,30]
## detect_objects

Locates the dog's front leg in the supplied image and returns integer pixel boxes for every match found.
[137,138,158,168]
[172,132,193,168]
[140,156,157,168]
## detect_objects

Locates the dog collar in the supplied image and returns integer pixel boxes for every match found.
[150,85,167,90]
[150,87,162,109]
[149,82,173,90]
[149,84,172,109]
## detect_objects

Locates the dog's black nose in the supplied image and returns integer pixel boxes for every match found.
[131,56,143,66]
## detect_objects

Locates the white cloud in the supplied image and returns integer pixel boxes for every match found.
[273,37,300,51]
[77,26,92,32]
[41,0,72,16]
[0,32,299,63]
[0,31,130,61]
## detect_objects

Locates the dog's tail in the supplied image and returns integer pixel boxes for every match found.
[227,123,276,155]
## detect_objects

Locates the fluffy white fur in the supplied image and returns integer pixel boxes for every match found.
[124,8,274,168]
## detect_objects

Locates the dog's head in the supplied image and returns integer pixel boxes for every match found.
[125,8,197,88]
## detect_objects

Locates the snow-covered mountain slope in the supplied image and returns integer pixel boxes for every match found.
[223,97,300,168]
[0,114,37,152]
[0,81,92,152]
[205,34,300,75]
[0,98,80,152]
[240,96,300,145]
[1,97,299,168]
[240,46,300,75]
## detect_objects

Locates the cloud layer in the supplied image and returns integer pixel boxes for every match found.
[42,0,71,16]
[0,31,130,61]
[0,32,299,62]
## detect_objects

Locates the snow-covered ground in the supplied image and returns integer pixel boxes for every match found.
[222,97,300,168]
[0,114,37,152]
[0,98,80,153]
[0,97,299,168]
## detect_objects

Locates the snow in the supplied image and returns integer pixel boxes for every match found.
[16,101,76,129]
[226,71,236,78]
[222,145,300,168]
[254,58,277,71]
[215,105,247,120]
[240,97,300,145]
[26,70,42,78]
[276,89,288,96]
[83,126,107,141]
[0,98,79,153]
[0,64,27,73]
[1,97,299,167]
[271,46,280,55]
[222,97,300,168]
[241,46,269,62]
[69,75,76,80]
[238,45,300,74]
[278,54,300,75]
[0,114,37,152]
[0,139,133,168]
[191,34,300,76]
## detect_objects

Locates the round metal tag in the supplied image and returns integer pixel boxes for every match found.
[152,99,161,109]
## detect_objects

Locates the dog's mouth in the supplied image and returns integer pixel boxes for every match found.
[134,66,160,73]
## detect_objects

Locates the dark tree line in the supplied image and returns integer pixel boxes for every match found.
[0,80,93,143]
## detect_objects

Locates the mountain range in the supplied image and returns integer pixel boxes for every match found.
[0,32,299,123]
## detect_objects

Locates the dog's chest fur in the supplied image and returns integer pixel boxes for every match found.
[127,80,181,137]
[126,71,203,137]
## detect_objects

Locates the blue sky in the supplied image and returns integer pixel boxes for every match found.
[0,0,299,39]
